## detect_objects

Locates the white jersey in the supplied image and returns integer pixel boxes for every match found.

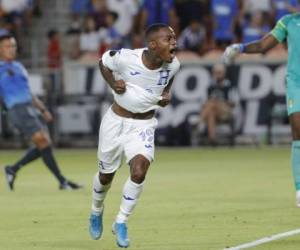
[102,48,180,113]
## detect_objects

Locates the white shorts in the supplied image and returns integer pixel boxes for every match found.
[97,107,158,173]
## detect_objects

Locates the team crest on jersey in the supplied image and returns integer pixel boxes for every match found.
[157,70,170,85]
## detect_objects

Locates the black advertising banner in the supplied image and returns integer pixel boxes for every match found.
[155,62,289,145]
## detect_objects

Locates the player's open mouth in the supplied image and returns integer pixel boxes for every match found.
[170,48,176,58]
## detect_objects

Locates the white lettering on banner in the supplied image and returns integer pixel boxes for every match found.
[157,102,205,128]
[238,64,287,134]
[62,62,289,138]
[273,65,286,95]
[156,64,288,135]
[173,67,210,100]
[156,105,173,128]
[239,65,272,99]
[171,102,203,127]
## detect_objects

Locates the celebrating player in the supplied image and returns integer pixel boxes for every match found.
[223,13,300,207]
[89,23,180,247]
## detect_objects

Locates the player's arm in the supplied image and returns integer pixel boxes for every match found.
[99,56,126,94]
[223,33,279,64]
[158,77,174,107]
[242,34,279,53]
[32,96,53,122]
[163,76,174,94]
[223,15,289,64]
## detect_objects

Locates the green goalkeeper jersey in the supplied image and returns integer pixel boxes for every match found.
[271,13,300,85]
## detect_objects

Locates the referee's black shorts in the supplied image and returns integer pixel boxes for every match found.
[8,102,46,139]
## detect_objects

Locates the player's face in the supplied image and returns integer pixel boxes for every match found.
[154,27,177,63]
[0,38,17,61]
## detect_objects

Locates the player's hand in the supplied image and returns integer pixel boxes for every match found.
[42,110,53,123]
[222,44,243,64]
[113,80,126,94]
[158,92,171,107]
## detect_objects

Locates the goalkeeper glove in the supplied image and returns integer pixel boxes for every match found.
[222,44,245,64]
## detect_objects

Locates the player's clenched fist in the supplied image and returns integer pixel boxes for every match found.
[222,44,244,64]
[158,92,171,107]
[113,80,126,94]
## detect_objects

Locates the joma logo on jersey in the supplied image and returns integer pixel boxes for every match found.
[157,70,170,85]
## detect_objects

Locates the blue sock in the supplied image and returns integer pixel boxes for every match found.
[291,141,300,190]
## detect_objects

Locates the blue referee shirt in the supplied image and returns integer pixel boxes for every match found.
[0,60,32,109]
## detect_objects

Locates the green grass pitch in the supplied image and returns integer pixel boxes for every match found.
[1,147,300,250]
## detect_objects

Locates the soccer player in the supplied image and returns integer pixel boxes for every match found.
[0,34,82,191]
[223,12,300,207]
[89,23,180,247]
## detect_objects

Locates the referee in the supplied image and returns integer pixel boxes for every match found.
[0,33,82,191]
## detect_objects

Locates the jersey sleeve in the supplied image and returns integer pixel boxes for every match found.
[19,63,29,79]
[271,15,289,42]
[169,57,180,78]
[101,49,122,71]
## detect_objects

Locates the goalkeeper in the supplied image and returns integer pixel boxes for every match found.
[223,13,300,207]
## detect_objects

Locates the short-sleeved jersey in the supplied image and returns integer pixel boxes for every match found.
[102,48,180,113]
[271,13,300,84]
[0,60,32,109]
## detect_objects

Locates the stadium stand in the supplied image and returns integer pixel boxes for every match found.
[0,0,296,148]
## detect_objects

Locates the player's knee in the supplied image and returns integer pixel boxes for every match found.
[292,128,300,140]
[131,164,148,183]
[99,172,114,185]
[131,172,145,184]
[130,155,150,183]
[32,131,50,149]
[291,124,300,140]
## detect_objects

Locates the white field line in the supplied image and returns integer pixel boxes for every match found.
[224,228,300,250]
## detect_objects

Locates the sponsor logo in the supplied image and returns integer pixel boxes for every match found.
[94,188,104,194]
[130,71,141,76]
[123,195,135,201]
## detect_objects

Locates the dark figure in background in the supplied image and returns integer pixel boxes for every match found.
[47,29,62,93]
[0,34,82,191]
[200,63,238,145]
[177,18,206,54]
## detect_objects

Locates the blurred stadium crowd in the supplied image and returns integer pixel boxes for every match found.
[1,0,299,66]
